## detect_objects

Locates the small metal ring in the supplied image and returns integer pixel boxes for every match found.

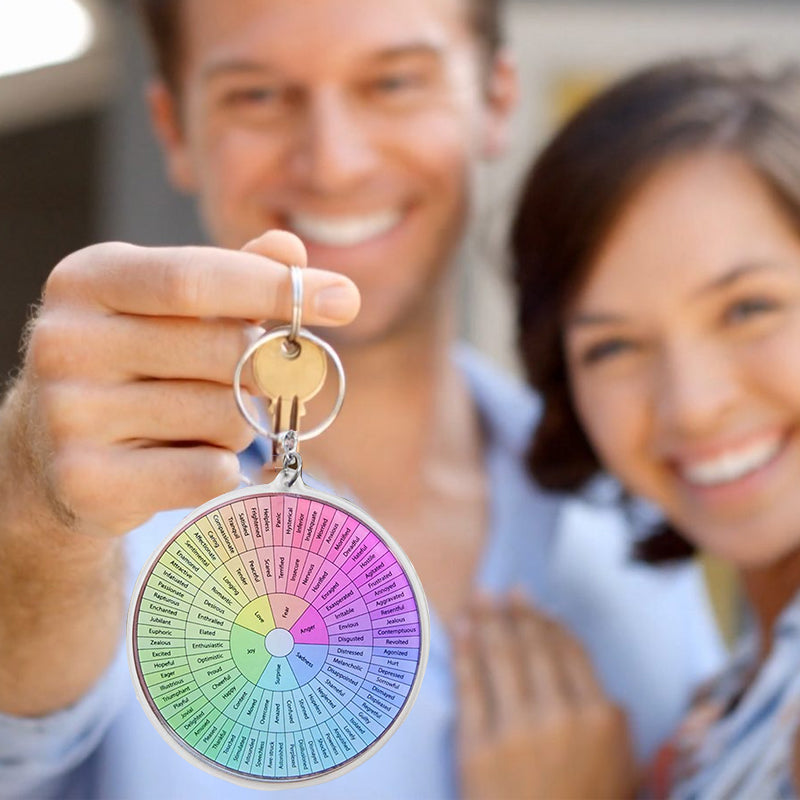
[288,264,302,344]
[233,325,346,443]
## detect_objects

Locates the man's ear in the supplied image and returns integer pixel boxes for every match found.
[480,48,518,160]
[146,79,198,193]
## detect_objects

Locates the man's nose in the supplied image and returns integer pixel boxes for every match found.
[289,89,380,194]
[654,339,741,437]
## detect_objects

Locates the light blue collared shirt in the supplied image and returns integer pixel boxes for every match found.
[0,347,725,799]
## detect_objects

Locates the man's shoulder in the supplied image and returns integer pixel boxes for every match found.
[454,343,541,455]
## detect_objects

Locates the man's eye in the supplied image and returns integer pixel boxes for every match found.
[224,87,278,105]
[372,73,423,94]
[580,338,636,365]
[723,296,779,325]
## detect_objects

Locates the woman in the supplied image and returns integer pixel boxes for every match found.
[510,56,800,797]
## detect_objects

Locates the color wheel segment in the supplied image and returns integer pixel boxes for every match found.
[131,488,426,787]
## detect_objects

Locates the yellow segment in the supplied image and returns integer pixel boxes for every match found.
[234,596,276,636]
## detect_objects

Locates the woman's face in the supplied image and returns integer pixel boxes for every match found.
[564,150,800,567]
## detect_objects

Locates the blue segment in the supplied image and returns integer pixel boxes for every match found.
[257,657,299,691]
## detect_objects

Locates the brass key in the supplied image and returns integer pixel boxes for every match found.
[252,335,328,437]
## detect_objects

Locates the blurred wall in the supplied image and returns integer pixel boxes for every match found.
[3,0,800,385]
[97,0,800,376]
[0,114,100,384]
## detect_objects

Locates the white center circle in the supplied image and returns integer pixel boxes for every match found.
[264,628,295,658]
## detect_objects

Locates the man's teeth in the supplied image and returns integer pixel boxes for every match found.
[682,437,783,487]
[289,211,402,246]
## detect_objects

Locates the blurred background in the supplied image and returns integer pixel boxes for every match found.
[2,0,798,640]
[2,0,800,384]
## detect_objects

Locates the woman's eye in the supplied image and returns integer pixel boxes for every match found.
[580,338,637,365]
[723,297,779,325]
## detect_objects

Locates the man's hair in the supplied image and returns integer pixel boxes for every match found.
[133,0,504,90]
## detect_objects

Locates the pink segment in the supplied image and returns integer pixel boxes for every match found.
[310,505,337,554]
[270,495,285,546]
[290,605,329,645]
[242,498,264,545]
[257,542,277,594]
[300,502,324,547]
[256,495,274,545]
[272,545,292,593]
[297,552,326,601]
[285,547,310,594]
[282,496,298,546]
[292,499,311,547]
[269,592,309,629]
[316,510,350,560]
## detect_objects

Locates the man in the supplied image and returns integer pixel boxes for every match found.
[0,1,723,797]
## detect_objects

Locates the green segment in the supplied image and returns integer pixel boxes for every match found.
[230,623,272,683]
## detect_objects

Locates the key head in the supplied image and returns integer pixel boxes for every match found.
[252,335,328,404]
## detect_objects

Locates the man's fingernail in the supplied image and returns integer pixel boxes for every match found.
[314,284,360,321]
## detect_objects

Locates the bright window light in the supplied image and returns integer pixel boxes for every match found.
[0,0,94,79]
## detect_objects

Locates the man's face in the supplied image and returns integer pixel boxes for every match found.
[152,0,513,342]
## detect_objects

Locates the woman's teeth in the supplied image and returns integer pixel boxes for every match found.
[681,436,783,487]
[289,210,402,246]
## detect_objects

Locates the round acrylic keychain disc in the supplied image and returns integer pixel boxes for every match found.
[128,470,430,789]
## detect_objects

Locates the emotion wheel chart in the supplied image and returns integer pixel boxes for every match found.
[129,486,429,788]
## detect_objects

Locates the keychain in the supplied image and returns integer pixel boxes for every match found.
[127,266,430,789]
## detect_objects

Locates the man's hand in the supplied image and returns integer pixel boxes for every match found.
[0,230,360,716]
[454,594,637,800]
[10,230,359,540]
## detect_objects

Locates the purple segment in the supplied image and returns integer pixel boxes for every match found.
[326,517,360,566]
[334,525,373,571]
[328,627,373,648]
[327,643,372,664]
[373,634,421,649]
[341,532,380,575]
[321,591,369,624]
[355,562,408,597]
[324,652,369,684]
[315,510,350,560]
[347,540,390,579]
[311,566,352,609]
[368,657,417,685]
[369,595,419,623]
[326,611,373,638]
[351,691,394,731]
[372,610,421,632]
[321,661,363,698]
[368,665,414,695]
[357,677,403,713]
[360,575,411,607]
[372,645,420,662]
